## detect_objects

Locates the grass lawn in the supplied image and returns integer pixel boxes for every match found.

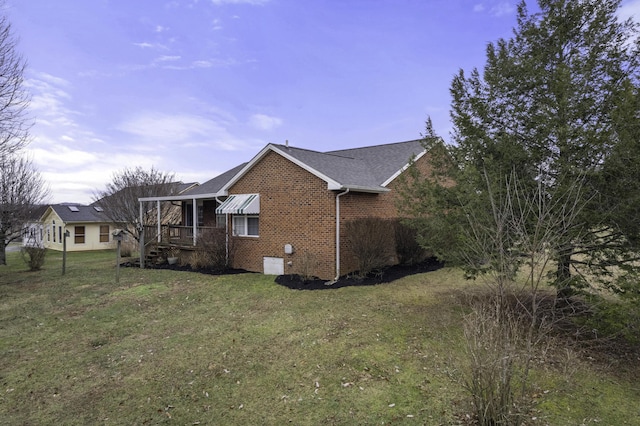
[1,250,639,425]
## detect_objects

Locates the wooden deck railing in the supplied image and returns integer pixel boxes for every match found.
[143,224,220,247]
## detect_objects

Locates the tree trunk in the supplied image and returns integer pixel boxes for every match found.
[555,247,573,300]
[0,232,7,265]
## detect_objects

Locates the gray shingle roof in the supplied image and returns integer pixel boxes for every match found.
[270,139,425,191]
[326,140,425,185]
[49,204,110,223]
[139,140,427,201]
[183,163,248,196]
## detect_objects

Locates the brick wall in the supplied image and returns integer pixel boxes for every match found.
[228,150,338,279]
[227,148,436,280]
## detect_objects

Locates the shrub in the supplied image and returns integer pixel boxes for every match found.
[345,218,395,277]
[120,240,137,258]
[189,228,231,270]
[21,246,47,271]
[294,251,319,282]
[394,220,429,265]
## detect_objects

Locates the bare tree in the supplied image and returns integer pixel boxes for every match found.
[0,153,49,265]
[455,170,588,425]
[0,8,31,157]
[93,166,180,243]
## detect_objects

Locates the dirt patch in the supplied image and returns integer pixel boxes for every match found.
[275,257,444,290]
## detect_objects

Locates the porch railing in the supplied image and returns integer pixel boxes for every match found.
[143,224,220,246]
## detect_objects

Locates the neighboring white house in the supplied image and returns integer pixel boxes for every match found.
[39,204,117,252]
[21,205,48,248]
[22,222,44,247]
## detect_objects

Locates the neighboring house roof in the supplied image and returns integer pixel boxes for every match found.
[94,181,197,206]
[24,205,49,222]
[43,204,110,223]
[139,165,248,203]
[177,182,199,193]
[221,140,427,194]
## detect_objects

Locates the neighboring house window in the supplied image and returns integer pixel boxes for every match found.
[100,225,110,243]
[59,227,62,242]
[47,228,50,242]
[53,224,56,242]
[74,226,85,244]
[232,215,259,237]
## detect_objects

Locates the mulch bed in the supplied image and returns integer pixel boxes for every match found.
[275,257,444,290]
[128,257,444,291]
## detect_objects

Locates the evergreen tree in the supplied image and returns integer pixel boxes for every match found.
[402,0,640,296]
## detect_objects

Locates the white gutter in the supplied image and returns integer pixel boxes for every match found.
[329,188,350,284]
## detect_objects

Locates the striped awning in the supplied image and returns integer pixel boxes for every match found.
[216,194,260,215]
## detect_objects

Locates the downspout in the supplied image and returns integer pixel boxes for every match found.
[331,188,350,284]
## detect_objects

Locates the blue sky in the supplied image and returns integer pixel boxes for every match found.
[8,0,640,204]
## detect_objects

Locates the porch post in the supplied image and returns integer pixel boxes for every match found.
[156,200,161,243]
[139,201,145,269]
[192,197,197,246]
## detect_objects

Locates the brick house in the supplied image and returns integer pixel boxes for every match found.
[141,140,434,280]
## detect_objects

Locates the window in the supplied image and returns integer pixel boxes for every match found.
[216,214,227,229]
[53,225,56,242]
[59,227,62,242]
[74,226,85,244]
[197,202,204,226]
[100,225,110,243]
[232,215,259,236]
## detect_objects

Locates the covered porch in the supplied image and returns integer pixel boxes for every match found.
[137,193,225,265]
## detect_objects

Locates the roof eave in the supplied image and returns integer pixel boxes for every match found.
[381,148,428,187]
[138,192,225,202]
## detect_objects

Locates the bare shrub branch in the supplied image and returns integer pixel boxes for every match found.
[345,218,395,277]
[455,170,590,424]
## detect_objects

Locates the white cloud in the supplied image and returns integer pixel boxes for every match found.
[473,1,515,17]
[24,71,129,203]
[249,113,282,131]
[155,55,181,63]
[491,2,515,17]
[133,42,168,50]
[117,112,247,151]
